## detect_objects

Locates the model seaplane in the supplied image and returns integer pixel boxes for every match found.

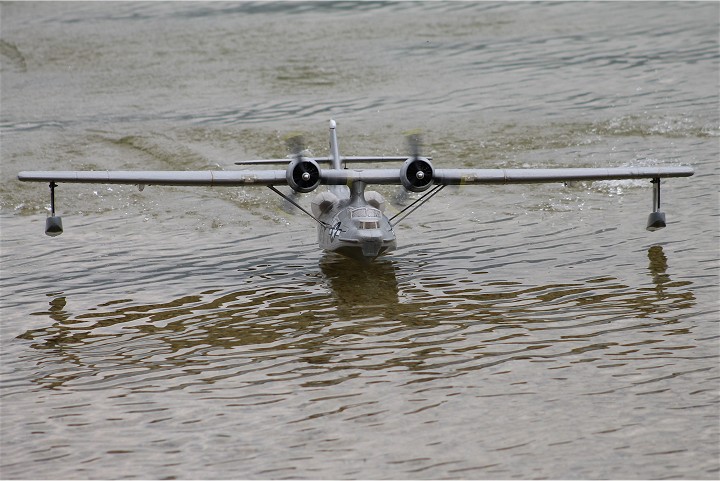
[18,120,693,261]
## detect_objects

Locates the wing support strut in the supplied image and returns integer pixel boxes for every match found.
[45,182,63,237]
[49,181,57,216]
[646,177,666,231]
[267,186,328,228]
[390,184,446,228]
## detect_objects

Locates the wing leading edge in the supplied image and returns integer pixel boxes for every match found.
[320,166,695,185]
[18,166,694,187]
[433,166,695,185]
[17,170,287,186]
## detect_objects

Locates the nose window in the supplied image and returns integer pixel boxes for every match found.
[360,221,379,229]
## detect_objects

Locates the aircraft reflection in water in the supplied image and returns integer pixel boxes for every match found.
[648,245,672,297]
[19,120,693,261]
[18,247,694,390]
[319,256,401,311]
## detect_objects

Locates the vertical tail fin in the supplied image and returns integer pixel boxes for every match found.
[329,119,341,170]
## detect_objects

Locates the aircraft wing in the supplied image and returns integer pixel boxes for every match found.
[17,170,287,186]
[316,166,694,186]
[16,168,413,191]
[18,165,694,188]
[432,166,695,184]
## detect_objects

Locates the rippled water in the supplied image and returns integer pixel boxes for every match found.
[1,2,718,479]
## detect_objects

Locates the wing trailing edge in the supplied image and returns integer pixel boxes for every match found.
[235,156,428,166]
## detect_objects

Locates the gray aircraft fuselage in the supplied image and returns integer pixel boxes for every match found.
[313,181,397,261]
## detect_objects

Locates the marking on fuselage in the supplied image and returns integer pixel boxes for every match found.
[328,221,345,240]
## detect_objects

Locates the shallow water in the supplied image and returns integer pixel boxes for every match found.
[1,2,719,479]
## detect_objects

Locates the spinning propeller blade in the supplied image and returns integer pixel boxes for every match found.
[283,132,321,195]
[407,131,422,160]
[400,130,434,192]
[285,133,305,161]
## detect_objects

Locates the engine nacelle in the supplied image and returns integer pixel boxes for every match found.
[400,157,434,192]
[286,157,321,193]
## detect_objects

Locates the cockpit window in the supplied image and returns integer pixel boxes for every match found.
[351,208,380,219]
[350,207,381,229]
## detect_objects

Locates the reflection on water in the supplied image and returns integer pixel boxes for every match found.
[320,254,401,309]
[648,245,670,294]
[9,245,708,476]
[18,247,694,393]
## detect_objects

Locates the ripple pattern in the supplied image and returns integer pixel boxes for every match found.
[1,1,718,479]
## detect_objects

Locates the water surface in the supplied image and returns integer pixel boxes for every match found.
[1,2,718,479]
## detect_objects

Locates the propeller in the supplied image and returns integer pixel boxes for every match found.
[400,131,434,192]
[284,133,321,194]
[291,158,320,191]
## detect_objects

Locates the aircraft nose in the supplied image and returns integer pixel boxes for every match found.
[358,231,384,257]
[361,240,381,257]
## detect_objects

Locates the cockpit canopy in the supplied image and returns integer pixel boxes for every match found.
[350,207,381,229]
